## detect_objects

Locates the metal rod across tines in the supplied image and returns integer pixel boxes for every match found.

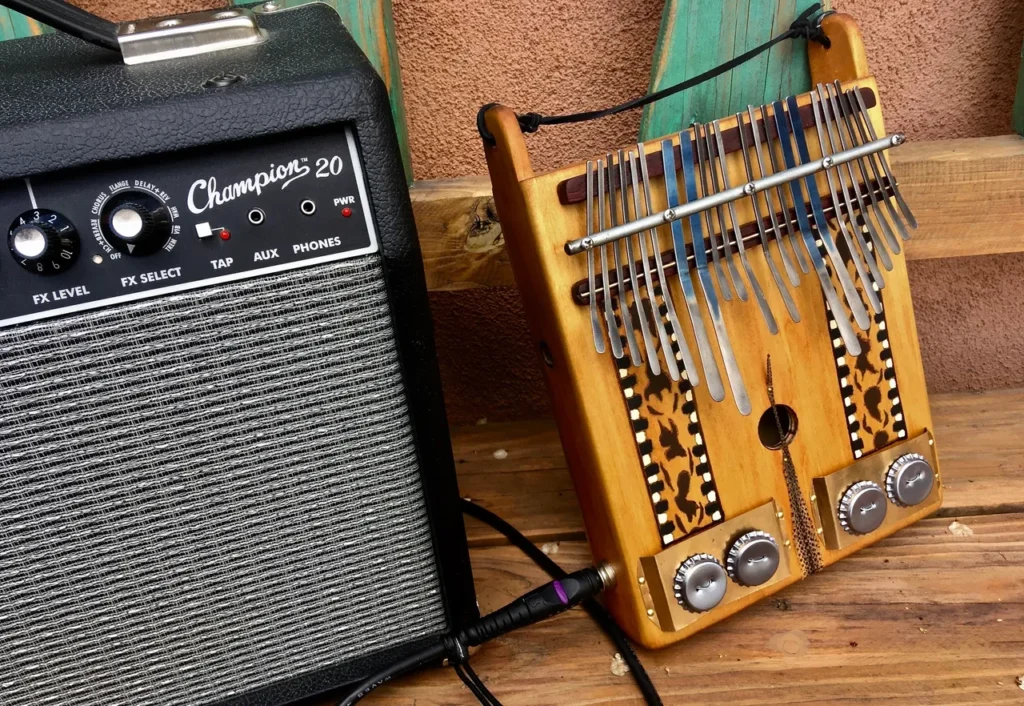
[564,133,904,255]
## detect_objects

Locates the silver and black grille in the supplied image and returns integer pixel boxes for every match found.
[0,256,447,706]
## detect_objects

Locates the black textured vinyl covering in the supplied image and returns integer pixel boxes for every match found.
[0,5,477,704]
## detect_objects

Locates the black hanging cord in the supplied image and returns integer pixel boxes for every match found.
[478,3,832,143]
[338,499,664,706]
[1,0,120,51]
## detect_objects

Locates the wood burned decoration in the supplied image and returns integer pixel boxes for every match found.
[613,289,722,545]
[823,244,908,458]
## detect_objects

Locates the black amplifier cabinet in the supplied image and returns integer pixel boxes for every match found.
[0,5,476,705]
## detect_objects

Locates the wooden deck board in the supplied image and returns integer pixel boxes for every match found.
[358,387,1024,704]
[369,513,1024,705]
[455,388,1024,547]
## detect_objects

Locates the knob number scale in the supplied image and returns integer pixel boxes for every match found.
[0,128,377,327]
[8,209,80,274]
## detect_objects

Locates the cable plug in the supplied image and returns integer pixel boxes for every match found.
[461,566,609,648]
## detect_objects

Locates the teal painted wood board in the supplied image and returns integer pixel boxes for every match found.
[640,0,827,141]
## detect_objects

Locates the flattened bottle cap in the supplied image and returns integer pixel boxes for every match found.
[727,530,780,586]
[673,553,727,613]
[886,453,935,507]
[838,480,887,535]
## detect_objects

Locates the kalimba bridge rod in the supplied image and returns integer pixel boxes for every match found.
[564,133,904,255]
[572,179,898,305]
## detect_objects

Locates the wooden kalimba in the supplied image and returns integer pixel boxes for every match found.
[481,14,940,648]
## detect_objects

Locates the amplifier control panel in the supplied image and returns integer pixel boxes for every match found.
[0,127,378,327]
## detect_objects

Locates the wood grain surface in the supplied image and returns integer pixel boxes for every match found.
[412,135,1024,292]
[359,386,1024,704]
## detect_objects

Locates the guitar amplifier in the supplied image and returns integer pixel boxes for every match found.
[0,4,476,705]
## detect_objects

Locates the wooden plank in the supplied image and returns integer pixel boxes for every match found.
[235,0,412,181]
[410,177,513,291]
[1015,38,1024,136]
[367,512,1024,705]
[891,135,1024,261]
[413,136,1024,291]
[0,7,50,41]
[453,388,1024,546]
[639,1,825,141]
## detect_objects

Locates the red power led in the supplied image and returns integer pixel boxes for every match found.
[341,207,353,218]
[219,229,232,241]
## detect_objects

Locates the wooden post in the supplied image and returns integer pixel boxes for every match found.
[237,0,412,181]
[0,8,50,40]
[1014,39,1024,136]
[640,0,827,140]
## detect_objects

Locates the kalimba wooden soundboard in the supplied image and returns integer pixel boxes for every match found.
[481,13,939,648]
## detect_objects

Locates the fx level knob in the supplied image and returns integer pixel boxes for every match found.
[8,209,80,275]
[100,190,172,256]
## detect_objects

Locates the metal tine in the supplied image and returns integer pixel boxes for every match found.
[765,100,864,355]
[628,148,683,382]
[810,90,889,306]
[671,135,745,412]
[811,92,884,284]
[696,121,748,301]
[711,119,777,333]
[736,110,800,323]
[747,106,801,285]
[638,144,690,384]
[585,161,606,354]
[616,149,659,374]
[813,87,892,278]
[596,158,624,360]
[759,105,811,275]
[778,96,872,331]
[820,83,898,266]
[841,85,914,241]
[825,84,901,257]
[689,126,733,300]
[811,89,892,276]
[661,137,725,400]
[846,83,917,230]
[606,153,642,365]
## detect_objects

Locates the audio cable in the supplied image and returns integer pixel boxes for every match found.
[338,499,664,706]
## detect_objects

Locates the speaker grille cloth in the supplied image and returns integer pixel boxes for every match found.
[0,256,448,706]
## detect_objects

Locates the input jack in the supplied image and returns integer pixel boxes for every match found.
[300,199,317,216]
[248,208,266,225]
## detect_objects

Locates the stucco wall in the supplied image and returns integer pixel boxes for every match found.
[75,0,1024,423]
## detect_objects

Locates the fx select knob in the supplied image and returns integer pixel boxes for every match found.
[8,209,80,274]
[100,190,172,256]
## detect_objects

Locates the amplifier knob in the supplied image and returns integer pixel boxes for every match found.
[726,530,780,586]
[886,453,935,507]
[673,553,727,613]
[8,209,80,274]
[100,191,172,256]
[838,480,887,535]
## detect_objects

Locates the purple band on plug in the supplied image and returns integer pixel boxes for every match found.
[553,580,569,605]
